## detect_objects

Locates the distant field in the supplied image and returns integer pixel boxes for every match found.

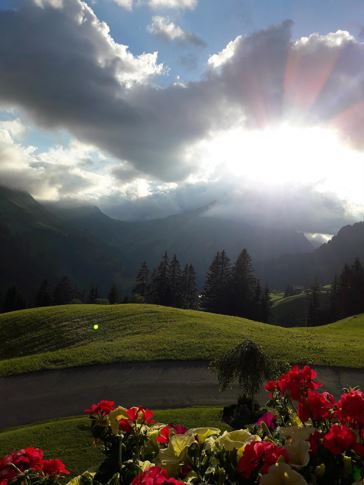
[0,304,363,375]
[271,290,331,326]
[0,407,226,476]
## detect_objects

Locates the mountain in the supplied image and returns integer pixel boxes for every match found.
[259,222,364,288]
[0,186,124,300]
[7,186,362,302]
[47,200,313,287]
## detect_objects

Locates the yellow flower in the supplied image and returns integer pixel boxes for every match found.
[279,426,315,443]
[284,440,310,469]
[259,462,309,485]
[216,429,260,451]
[108,406,128,434]
[187,427,221,442]
[158,433,195,475]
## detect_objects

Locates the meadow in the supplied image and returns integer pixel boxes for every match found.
[0,407,226,476]
[1,303,363,376]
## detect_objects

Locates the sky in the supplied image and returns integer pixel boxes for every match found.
[1,0,364,239]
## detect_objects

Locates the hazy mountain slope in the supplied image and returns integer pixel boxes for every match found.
[259,222,364,288]
[0,187,124,298]
[49,202,313,286]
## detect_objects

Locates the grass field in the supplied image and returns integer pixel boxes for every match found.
[0,408,226,476]
[0,303,363,376]
[271,290,331,326]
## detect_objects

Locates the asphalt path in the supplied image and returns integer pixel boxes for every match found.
[0,361,363,429]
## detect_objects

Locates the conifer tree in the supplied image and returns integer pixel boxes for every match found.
[133,262,150,300]
[181,264,198,309]
[108,283,119,304]
[307,281,320,326]
[201,250,231,313]
[148,252,170,305]
[53,276,73,305]
[260,287,271,323]
[2,285,26,313]
[229,249,257,318]
[35,280,52,307]
[168,254,182,307]
[87,286,99,304]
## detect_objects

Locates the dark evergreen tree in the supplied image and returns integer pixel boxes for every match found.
[307,282,320,326]
[148,252,170,305]
[2,285,26,313]
[53,276,73,305]
[133,262,150,300]
[88,286,99,304]
[261,287,271,323]
[108,283,119,304]
[229,249,257,318]
[35,280,52,307]
[181,264,198,309]
[201,250,231,313]
[168,254,183,307]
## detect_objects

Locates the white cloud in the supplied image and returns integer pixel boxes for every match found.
[147,16,205,46]
[148,0,197,10]
[208,35,242,69]
[112,0,197,10]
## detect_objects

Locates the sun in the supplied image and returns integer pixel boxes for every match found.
[189,123,364,209]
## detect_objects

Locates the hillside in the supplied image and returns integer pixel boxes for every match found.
[0,186,125,298]
[0,304,363,376]
[260,222,364,288]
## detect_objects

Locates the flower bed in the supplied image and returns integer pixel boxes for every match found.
[1,366,363,484]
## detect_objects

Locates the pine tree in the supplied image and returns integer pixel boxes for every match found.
[260,287,271,323]
[307,282,320,326]
[168,255,182,307]
[108,283,119,304]
[88,286,99,304]
[35,280,52,307]
[133,262,150,300]
[229,249,257,318]
[53,276,73,305]
[201,250,231,313]
[2,286,26,313]
[148,252,169,305]
[181,264,198,309]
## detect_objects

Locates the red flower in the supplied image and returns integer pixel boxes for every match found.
[84,400,115,416]
[265,380,279,398]
[237,441,288,478]
[256,412,276,429]
[298,390,334,422]
[127,407,155,425]
[337,390,364,426]
[10,448,44,472]
[323,424,357,455]
[276,366,321,401]
[309,431,322,455]
[119,419,133,433]
[353,442,364,458]
[131,466,184,484]
[157,426,171,444]
[42,459,70,476]
[171,424,188,435]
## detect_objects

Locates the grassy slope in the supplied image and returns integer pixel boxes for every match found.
[0,408,226,476]
[271,291,330,326]
[0,304,363,375]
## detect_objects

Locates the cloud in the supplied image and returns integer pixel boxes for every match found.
[113,0,197,11]
[147,16,205,46]
[2,2,364,231]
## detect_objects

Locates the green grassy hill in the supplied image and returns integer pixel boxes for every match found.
[0,303,363,375]
[271,290,331,326]
[0,408,225,476]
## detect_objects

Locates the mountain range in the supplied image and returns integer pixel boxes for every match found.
[1,185,364,300]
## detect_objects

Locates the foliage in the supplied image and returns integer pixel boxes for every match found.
[6,366,361,484]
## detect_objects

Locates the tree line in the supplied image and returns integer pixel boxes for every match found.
[307,257,364,325]
[1,278,121,313]
[133,248,271,322]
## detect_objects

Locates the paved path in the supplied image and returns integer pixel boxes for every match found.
[0,361,363,429]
